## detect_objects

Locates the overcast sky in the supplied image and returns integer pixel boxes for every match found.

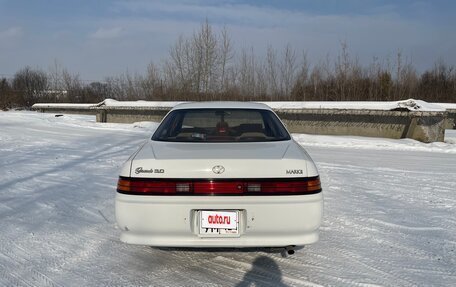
[0,0,455,81]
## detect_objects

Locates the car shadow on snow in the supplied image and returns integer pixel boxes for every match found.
[235,255,288,287]
[153,247,289,287]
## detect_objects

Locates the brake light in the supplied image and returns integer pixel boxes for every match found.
[117,177,321,196]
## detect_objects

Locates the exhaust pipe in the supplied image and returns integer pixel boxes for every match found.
[280,245,297,257]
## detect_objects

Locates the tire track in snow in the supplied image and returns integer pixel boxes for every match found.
[313,160,452,286]
[322,214,456,285]
[0,242,60,287]
[152,248,247,285]
[0,262,35,287]
[321,244,416,287]
[147,248,295,286]
[150,248,326,287]
[320,213,454,286]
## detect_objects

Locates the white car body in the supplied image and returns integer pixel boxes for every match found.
[116,102,323,249]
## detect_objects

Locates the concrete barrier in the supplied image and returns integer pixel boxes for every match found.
[33,105,99,115]
[275,109,447,143]
[95,107,169,123]
[32,101,452,143]
[445,109,456,129]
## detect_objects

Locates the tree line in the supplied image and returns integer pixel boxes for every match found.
[1,21,455,110]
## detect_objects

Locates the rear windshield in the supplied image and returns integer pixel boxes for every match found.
[152,108,291,142]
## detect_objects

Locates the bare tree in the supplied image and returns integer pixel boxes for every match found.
[169,35,192,95]
[292,51,310,101]
[0,78,15,109]
[142,62,163,100]
[335,41,350,101]
[218,26,234,98]
[12,66,48,106]
[4,20,456,106]
[198,19,218,96]
[280,44,297,99]
[266,46,279,100]
[238,47,256,99]
[255,61,268,99]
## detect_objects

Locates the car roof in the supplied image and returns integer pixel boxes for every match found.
[171,101,273,111]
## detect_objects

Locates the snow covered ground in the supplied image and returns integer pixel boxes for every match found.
[0,111,455,287]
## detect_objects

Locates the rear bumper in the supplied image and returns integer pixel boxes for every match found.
[115,193,323,248]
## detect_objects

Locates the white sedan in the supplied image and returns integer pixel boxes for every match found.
[116,102,322,253]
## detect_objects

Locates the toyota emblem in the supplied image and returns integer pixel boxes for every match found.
[212,165,225,174]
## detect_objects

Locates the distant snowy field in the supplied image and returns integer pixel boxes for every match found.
[0,111,455,287]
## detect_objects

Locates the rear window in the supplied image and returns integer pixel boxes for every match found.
[152,108,291,142]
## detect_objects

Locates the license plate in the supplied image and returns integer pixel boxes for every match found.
[199,210,239,236]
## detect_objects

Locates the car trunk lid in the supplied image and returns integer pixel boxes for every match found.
[129,141,311,178]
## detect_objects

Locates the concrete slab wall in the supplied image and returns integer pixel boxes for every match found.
[33,105,449,143]
[95,107,446,143]
[95,107,169,124]
[275,109,447,143]
[35,107,99,115]
[445,109,456,129]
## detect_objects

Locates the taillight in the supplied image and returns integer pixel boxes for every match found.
[193,182,244,194]
[117,177,321,196]
[117,178,192,194]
